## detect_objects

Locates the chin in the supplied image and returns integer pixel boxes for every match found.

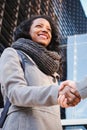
[38,42,48,47]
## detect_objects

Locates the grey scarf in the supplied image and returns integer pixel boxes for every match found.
[12,38,61,76]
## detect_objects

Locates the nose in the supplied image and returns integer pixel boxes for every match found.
[41,27,48,32]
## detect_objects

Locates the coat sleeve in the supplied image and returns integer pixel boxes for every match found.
[76,76,87,99]
[0,48,59,107]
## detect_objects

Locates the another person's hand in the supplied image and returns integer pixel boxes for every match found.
[58,80,81,107]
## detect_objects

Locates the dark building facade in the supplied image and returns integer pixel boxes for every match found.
[0,0,87,46]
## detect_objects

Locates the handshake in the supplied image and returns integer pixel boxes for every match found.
[58,80,81,108]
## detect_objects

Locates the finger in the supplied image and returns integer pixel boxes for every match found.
[59,80,70,91]
[58,95,63,104]
[70,89,81,99]
[66,91,77,100]
[67,101,79,106]
[58,95,69,108]
[71,96,81,105]
[67,102,76,107]
[67,96,81,106]
[60,86,81,102]
[59,86,71,96]
[58,86,81,106]
[59,86,75,99]
[58,94,79,107]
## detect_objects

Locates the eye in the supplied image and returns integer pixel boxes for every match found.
[35,25,42,28]
[47,28,51,32]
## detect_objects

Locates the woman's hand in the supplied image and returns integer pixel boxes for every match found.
[58,80,81,108]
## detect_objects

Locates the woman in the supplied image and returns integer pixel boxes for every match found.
[0,15,64,130]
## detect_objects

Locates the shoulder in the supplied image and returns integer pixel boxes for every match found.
[0,47,19,61]
[0,47,20,68]
[1,47,17,57]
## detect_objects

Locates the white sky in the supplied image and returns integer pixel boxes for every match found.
[80,0,87,17]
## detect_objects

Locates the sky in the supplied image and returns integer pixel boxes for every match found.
[80,0,87,17]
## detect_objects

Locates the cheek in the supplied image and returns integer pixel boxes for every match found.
[49,35,52,42]
[29,30,35,39]
[30,33,37,42]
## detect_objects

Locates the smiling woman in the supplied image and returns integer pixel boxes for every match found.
[0,15,64,130]
[29,18,52,46]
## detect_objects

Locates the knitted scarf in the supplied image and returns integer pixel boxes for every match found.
[12,38,61,76]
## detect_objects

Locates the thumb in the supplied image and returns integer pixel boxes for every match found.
[59,80,70,91]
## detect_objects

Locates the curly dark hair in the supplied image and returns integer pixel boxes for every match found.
[14,15,63,78]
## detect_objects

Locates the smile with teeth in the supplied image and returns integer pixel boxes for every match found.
[38,34,48,39]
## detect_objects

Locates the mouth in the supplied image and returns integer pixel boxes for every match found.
[38,34,48,39]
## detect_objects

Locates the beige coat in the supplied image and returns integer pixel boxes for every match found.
[0,48,62,130]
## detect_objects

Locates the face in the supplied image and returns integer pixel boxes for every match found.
[29,18,52,46]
